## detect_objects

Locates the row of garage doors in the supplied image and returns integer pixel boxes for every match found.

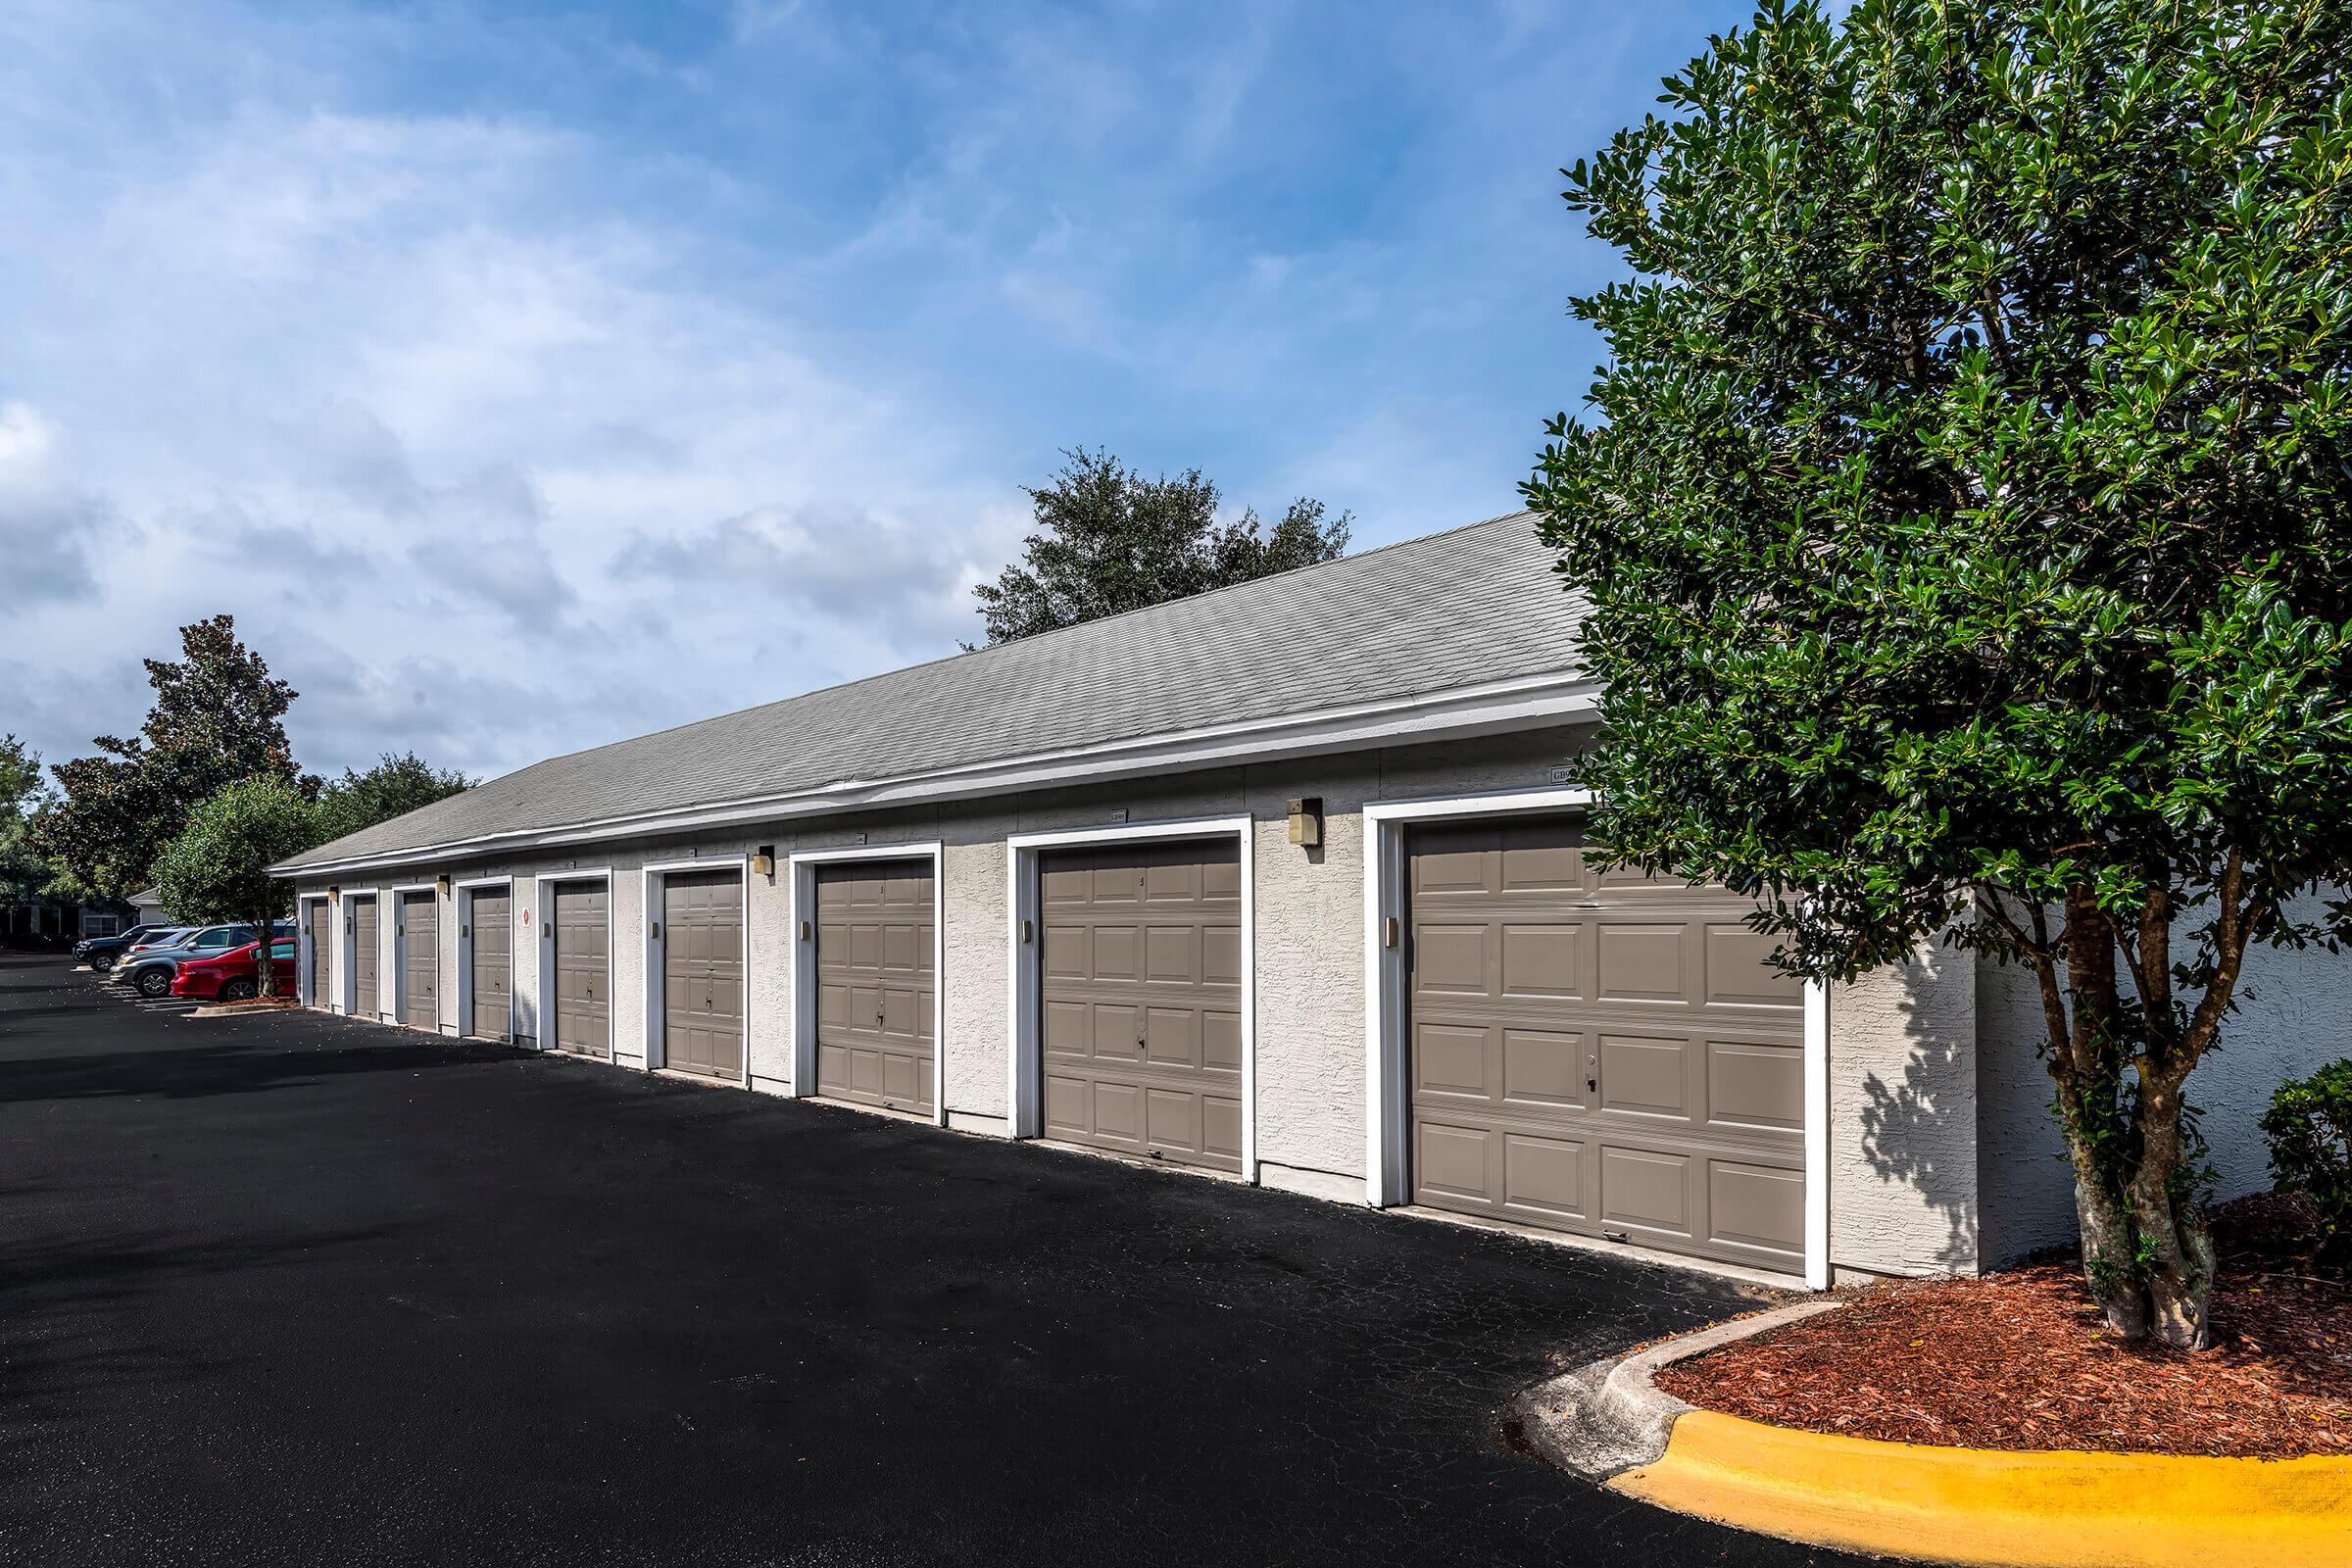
[311,819,1806,1274]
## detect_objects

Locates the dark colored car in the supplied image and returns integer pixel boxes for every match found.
[74,923,172,972]
[116,923,291,1000]
[171,937,297,1003]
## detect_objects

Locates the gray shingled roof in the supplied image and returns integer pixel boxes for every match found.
[278,512,1582,871]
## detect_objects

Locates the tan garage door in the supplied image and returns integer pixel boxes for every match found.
[1406,817,1806,1274]
[815,860,934,1113]
[552,882,609,1058]
[352,896,378,1017]
[468,887,511,1041]
[307,901,331,1008]
[662,870,742,1079]
[400,890,439,1029]
[1040,839,1242,1172]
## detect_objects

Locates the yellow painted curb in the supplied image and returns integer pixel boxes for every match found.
[1612,1410,2352,1568]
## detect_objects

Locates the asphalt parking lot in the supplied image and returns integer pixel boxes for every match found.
[0,952,1853,1566]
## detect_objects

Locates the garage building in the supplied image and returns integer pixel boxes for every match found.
[274,512,2347,1286]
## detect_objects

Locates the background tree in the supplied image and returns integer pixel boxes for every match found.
[315,753,473,846]
[1526,0,2352,1348]
[970,447,1351,644]
[0,735,61,910]
[149,779,320,1000]
[30,615,313,899]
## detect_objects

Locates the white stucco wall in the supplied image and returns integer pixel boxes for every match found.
[1975,897,2352,1266]
[1827,937,1980,1278]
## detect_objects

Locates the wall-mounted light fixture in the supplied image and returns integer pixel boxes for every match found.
[1287,797,1324,848]
[752,845,775,879]
[328,885,341,905]
[435,874,451,898]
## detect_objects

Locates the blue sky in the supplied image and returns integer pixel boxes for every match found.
[0,0,1748,781]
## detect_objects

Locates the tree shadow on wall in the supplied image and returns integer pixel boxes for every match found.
[1854,961,1982,1274]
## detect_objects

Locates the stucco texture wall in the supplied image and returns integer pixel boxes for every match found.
[1975,895,2352,1266]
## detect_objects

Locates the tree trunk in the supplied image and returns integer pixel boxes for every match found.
[253,908,277,1000]
[2034,890,2221,1348]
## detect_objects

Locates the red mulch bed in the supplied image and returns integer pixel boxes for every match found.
[1656,1196,2352,1458]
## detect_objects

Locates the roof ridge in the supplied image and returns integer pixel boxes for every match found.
[507,508,1541,772]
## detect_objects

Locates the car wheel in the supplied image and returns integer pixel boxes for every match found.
[91,953,115,972]
[135,967,172,999]
[220,978,257,1002]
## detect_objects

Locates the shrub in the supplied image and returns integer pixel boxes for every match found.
[2261,1062,2352,1272]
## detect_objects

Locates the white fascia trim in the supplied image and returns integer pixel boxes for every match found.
[1360,785,1829,1292]
[536,869,615,1063]
[275,672,1603,880]
[641,856,752,1084]
[785,841,947,1120]
[1004,813,1256,1178]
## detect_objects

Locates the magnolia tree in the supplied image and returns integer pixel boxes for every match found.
[150,779,319,1000]
[1528,0,2352,1348]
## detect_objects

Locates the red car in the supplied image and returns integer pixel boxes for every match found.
[171,937,298,1003]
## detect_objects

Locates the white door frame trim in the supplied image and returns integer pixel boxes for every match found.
[454,876,515,1044]
[786,841,948,1123]
[641,856,752,1085]
[339,888,378,1017]
[386,881,440,1031]
[537,869,615,1061]
[1359,786,1831,1291]
[1004,813,1257,1178]
[297,894,328,1010]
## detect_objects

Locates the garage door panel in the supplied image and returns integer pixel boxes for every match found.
[1500,922,1581,1000]
[1415,1121,1491,1203]
[1408,816,1805,1273]
[1600,1145,1692,1235]
[468,889,512,1040]
[1502,1133,1587,1221]
[813,858,933,1113]
[353,898,378,1017]
[1037,839,1243,1173]
[1599,1035,1689,1117]
[1415,1022,1490,1098]
[1707,1039,1803,1130]
[1413,923,1489,993]
[1595,924,1687,1003]
[308,903,332,1008]
[1705,924,1803,1008]
[552,883,609,1057]
[1710,1160,1804,1256]
[1501,1028,1586,1109]
[400,891,438,1029]
[1201,924,1241,986]
[1201,1009,1243,1074]
[661,870,741,1081]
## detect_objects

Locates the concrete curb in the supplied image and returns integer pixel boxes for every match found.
[1512,1298,2352,1568]
[1508,1298,1838,1480]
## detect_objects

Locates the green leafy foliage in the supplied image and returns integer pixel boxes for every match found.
[30,616,313,899]
[315,753,472,847]
[970,447,1351,645]
[1525,0,2352,1346]
[2262,1060,2352,1273]
[0,734,57,906]
[150,778,320,998]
